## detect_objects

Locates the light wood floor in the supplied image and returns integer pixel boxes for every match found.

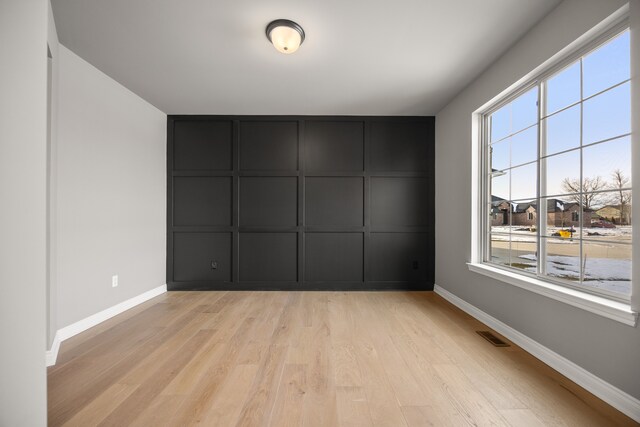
[48,291,638,426]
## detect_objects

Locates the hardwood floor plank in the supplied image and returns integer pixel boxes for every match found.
[235,344,288,427]
[401,405,469,427]
[432,363,509,426]
[336,386,374,427]
[201,364,259,426]
[351,294,428,406]
[51,293,171,364]
[388,334,470,423]
[48,299,212,425]
[162,292,261,397]
[48,291,637,427]
[166,293,288,425]
[97,328,216,426]
[49,325,165,425]
[117,312,216,387]
[499,408,548,427]
[165,317,258,425]
[302,293,339,427]
[62,383,138,427]
[352,341,408,427]
[392,312,527,411]
[49,304,168,376]
[268,363,306,427]
[235,296,302,426]
[329,293,364,388]
[51,292,204,370]
[128,394,188,427]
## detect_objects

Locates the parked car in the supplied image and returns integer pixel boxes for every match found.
[591,220,616,228]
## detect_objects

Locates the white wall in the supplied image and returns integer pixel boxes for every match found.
[0,0,49,425]
[55,45,166,329]
[436,0,640,400]
[47,0,60,349]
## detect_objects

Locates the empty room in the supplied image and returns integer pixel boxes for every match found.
[2,0,640,425]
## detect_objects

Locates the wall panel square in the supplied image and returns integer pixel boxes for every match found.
[173,120,233,170]
[370,177,429,227]
[240,121,298,170]
[240,177,297,227]
[370,121,431,171]
[173,177,232,226]
[305,177,364,227]
[305,233,363,281]
[239,233,297,281]
[173,232,231,282]
[305,121,364,171]
[369,233,431,282]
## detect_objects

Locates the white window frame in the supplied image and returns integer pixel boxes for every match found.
[469,10,638,327]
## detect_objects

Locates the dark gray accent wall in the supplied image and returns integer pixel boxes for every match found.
[167,116,434,290]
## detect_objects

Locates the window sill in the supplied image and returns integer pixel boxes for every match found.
[467,263,638,327]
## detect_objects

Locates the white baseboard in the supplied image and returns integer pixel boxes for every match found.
[45,332,61,367]
[434,284,640,423]
[46,284,167,367]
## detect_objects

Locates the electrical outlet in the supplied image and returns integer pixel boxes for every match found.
[112,274,118,287]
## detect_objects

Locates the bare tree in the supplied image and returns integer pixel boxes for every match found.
[561,176,607,210]
[608,169,632,225]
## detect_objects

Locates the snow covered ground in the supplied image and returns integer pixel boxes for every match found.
[488,226,632,295]
[516,254,631,295]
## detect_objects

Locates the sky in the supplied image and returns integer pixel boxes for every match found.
[490,30,631,204]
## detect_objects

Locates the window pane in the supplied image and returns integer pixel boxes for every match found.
[583,136,631,188]
[546,62,580,114]
[583,31,630,98]
[511,163,537,201]
[490,169,509,201]
[582,241,631,295]
[544,150,580,197]
[583,82,630,144]
[511,126,537,167]
[545,104,580,155]
[544,237,580,282]
[490,201,511,233]
[490,105,510,142]
[589,190,632,230]
[542,196,583,236]
[490,139,509,171]
[511,88,538,132]
[511,233,537,272]
[489,234,510,267]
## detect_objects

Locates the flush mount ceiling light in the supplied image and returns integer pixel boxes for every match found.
[266,19,305,54]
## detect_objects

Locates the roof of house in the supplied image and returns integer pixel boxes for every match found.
[490,197,593,214]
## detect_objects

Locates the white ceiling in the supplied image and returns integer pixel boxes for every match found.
[51,0,561,116]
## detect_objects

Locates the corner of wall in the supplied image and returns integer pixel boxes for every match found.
[47,0,60,352]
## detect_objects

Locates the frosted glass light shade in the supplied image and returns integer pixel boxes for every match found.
[269,25,301,53]
[266,20,305,54]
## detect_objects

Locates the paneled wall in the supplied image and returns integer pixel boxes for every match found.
[167,116,434,290]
